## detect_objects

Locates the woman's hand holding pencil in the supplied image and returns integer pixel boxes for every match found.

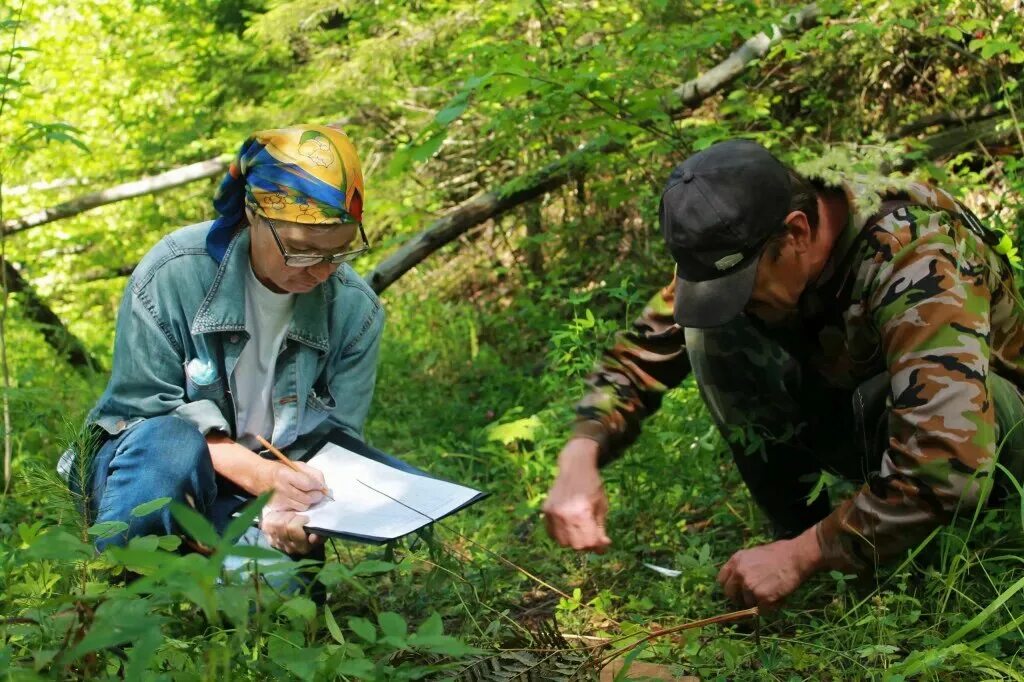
[255,434,333,511]
[255,434,332,554]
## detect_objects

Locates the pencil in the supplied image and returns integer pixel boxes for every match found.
[255,434,335,502]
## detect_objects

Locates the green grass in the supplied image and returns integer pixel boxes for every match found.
[1,221,1023,680]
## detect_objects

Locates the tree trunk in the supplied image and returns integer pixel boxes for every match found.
[523,199,544,279]
[1,258,99,372]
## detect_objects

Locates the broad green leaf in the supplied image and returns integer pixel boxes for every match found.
[67,599,166,660]
[131,497,171,517]
[280,596,317,624]
[221,493,270,545]
[410,130,446,162]
[170,502,219,547]
[324,607,346,645]
[486,415,542,444]
[416,612,444,639]
[334,658,375,677]
[435,100,469,126]
[377,611,407,640]
[25,529,93,561]
[87,520,129,539]
[157,535,182,552]
[224,543,285,560]
[347,616,377,643]
[350,559,397,576]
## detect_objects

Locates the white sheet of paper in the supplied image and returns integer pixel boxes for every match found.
[301,442,482,540]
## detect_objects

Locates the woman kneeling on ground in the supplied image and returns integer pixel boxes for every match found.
[72,124,381,563]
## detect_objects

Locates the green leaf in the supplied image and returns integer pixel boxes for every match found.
[25,529,93,561]
[67,599,165,660]
[224,543,285,560]
[613,642,649,681]
[408,634,482,656]
[350,559,398,576]
[434,100,468,125]
[221,493,270,545]
[416,612,444,638]
[410,130,446,162]
[324,608,346,645]
[486,415,542,445]
[157,535,182,551]
[941,575,1024,646]
[130,497,171,517]
[334,658,375,677]
[87,520,129,539]
[348,616,377,643]
[170,502,219,547]
[280,597,317,624]
[378,611,407,640]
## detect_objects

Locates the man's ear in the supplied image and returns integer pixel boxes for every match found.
[784,211,812,252]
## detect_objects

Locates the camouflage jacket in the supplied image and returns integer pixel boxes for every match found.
[573,176,1024,572]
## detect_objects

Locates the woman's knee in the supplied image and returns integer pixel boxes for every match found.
[117,415,212,484]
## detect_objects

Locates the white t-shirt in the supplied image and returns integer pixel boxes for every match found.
[233,263,295,450]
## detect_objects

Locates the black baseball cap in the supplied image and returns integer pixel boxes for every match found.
[660,139,792,328]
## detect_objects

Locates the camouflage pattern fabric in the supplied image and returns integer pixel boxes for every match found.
[573,176,1024,573]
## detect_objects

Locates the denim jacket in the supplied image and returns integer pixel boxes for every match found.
[86,221,384,456]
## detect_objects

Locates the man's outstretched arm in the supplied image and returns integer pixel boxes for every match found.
[545,277,693,551]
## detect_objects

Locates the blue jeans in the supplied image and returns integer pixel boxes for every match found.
[85,416,323,570]
[87,415,219,551]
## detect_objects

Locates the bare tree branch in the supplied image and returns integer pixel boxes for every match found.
[366,4,823,293]
[670,4,821,112]
[366,141,615,292]
[2,156,230,236]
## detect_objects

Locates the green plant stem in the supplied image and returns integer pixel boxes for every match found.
[0,0,26,495]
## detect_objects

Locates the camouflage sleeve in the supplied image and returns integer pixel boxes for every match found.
[572,278,692,465]
[817,219,997,572]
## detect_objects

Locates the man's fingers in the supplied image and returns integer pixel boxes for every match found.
[544,512,568,546]
[722,570,745,605]
[565,517,610,552]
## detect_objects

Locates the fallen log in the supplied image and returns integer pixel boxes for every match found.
[365,3,823,293]
[11,3,822,293]
[2,156,230,236]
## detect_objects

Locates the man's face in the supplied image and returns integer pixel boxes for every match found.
[248,210,359,294]
[745,213,814,323]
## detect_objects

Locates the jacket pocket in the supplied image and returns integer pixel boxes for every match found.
[299,384,336,435]
[306,385,336,414]
[185,359,227,403]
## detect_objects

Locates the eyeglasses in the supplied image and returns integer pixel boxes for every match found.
[263,216,370,267]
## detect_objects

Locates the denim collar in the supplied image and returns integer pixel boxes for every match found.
[191,228,331,352]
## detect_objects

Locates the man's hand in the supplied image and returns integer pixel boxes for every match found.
[260,509,324,555]
[260,459,327,511]
[717,525,826,610]
[542,438,612,553]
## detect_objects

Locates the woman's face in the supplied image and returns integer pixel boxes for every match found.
[247,209,359,294]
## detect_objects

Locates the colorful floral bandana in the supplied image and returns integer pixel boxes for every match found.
[207,124,364,261]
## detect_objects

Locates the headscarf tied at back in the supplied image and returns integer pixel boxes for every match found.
[207,124,364,262]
